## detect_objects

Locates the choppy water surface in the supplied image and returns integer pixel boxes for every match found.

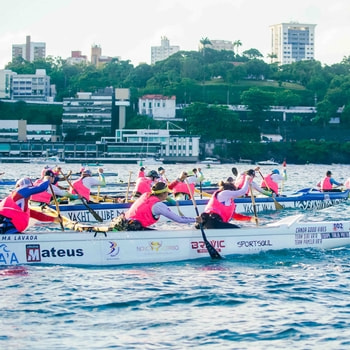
[1,163,350,349]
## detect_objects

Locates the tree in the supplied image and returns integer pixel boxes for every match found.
[233,40,242,55]
[241,87,274,123]
[267,53,278,64]
[199,37,212,50]
[242,48,263,59]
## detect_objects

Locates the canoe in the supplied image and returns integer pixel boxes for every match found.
[257,159,279,165]
[1,214,350,267]
[37,188,349,223]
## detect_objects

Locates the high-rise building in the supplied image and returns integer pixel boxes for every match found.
[91,44,102,66]
[151,37,180,64]
[12,35,46,62]
[270,22,316,65]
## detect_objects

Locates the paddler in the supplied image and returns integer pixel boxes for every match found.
[31,169,78,204]
[69,168,106,202]
[0,175,61,234]
[111,182,201,231]
[198,175,255,229]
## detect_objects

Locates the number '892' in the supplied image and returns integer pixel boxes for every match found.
[333,223,343,230]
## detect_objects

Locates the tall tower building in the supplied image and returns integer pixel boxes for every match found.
[270,22,316,65]
[12,35,46,62]
[151,37,180,64]
[91,44,102,66]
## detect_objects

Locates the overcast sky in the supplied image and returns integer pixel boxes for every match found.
[1,0,350,68]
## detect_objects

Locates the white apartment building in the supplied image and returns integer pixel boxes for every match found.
[12,69,52,101]
[0,70,16,99]
[138,94,176,119]
[270,22,316,65]
[151,37,180,64]
[12,35,46,62]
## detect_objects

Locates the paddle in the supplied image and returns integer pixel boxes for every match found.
[60,170,103,222]
[232,167,238,177]
[185,179,222,260]
[281,160,287,195]
[125,171,132,202]
[258,170,283,210]
[249,184,259,226]
[49,183,64,231]
[175,200,185,216]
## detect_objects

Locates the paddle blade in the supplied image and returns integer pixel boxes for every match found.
[201,226,222,259]
[273,198,284,210]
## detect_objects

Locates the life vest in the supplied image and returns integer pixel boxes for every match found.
[134,177,153,195]
[234,174,246,189]
[0,193,30,232]
[234,174,251,195]
[172,181,195,198]
[70,178,90,199]
[261,174,278,194]
[30,179,52,204]
[125,193,160,227]
[321,176,332,190]
[204,190,236,222]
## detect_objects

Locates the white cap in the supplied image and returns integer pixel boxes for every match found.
[16,177,33,189]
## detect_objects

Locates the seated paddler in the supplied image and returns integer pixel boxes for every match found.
[112,182,201,231]
[199,174,255,229]
[0,176,61,234]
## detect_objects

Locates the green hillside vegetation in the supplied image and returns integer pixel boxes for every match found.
[2,49,350,163]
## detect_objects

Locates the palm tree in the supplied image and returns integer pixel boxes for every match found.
[200,37,212,51]
[267,52,278,64]
[233,40,242,55]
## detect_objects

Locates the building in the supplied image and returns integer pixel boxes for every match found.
[151,37,180,64]
[138,94,176,119]
[100,128,200,163]
[0,120,60,142]
[66,51,88,65]
[12,35,46,62]
[0,69,16,99]
[90,44,115,67]
[198,39,235,52]
[62,88,114,138]
[270,22,316,65]
[12,69,52,102]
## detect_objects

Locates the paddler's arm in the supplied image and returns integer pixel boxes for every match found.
[152,202,200,224]
[98,168,106,186]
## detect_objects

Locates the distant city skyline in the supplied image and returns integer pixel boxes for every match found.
[1,0,350,69]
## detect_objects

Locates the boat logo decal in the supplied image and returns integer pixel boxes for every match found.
[236,240,272,248]
[191,240,225,253]
[150,241,162,251]
[0,243,19,265]
[136,241,179,253]
[25,244,85,261]
[108,241,120,257]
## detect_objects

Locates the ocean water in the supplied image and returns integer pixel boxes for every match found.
[1,162,350,349]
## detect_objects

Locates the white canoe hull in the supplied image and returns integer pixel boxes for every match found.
[1,215,350,266]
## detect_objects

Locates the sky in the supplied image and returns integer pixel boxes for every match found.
[1,0,350,69]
